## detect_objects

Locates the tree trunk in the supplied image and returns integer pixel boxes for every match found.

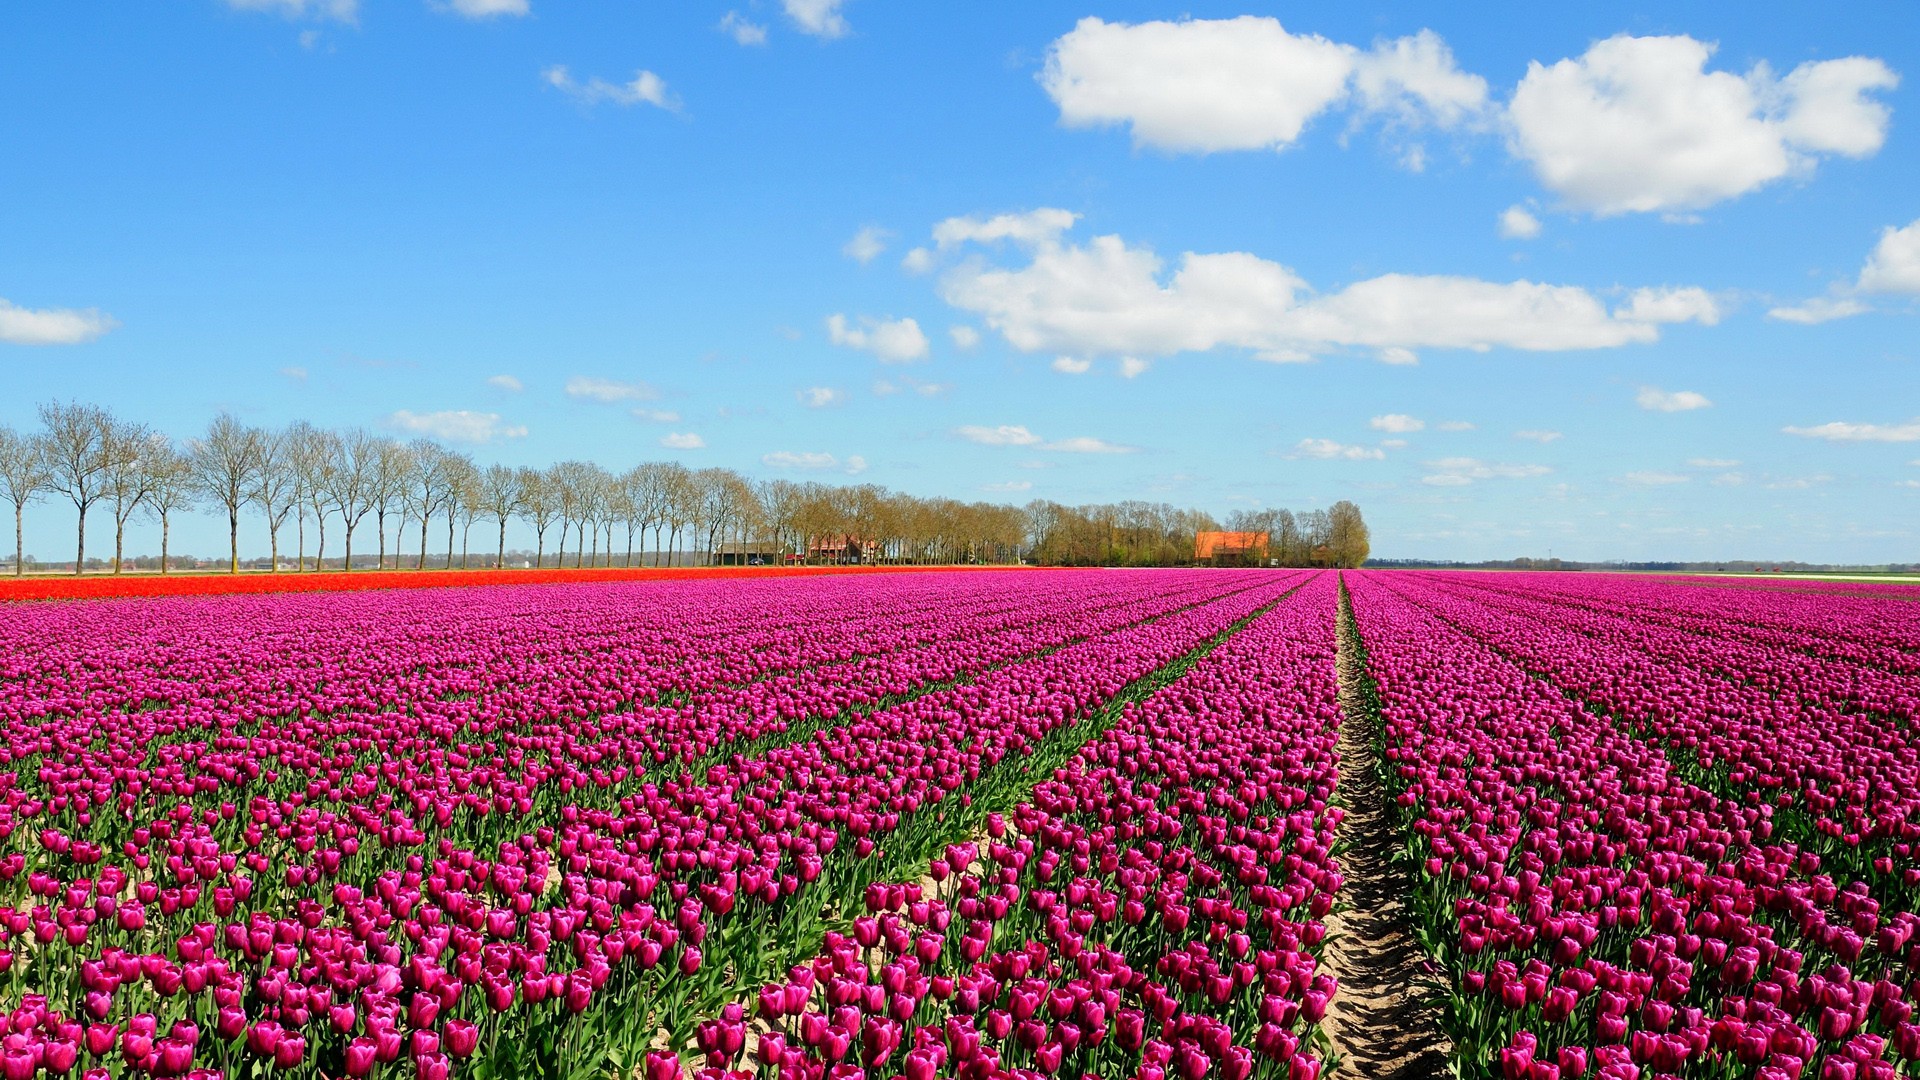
[557,522,568,569]
[228,508,240,574]
[420,514,432,570]
[497,518,507,568]
[75,504,86,575]
[14,503,23,576]
[460,522,469,569]
[536,530,545,569]
[269,519,280,573]
[297,512,306,572]
[343,521,354,572]
[377,512,388,570]
[161,512,171,573]
[447,515,456,571]
[114,517,125,574]
[316,515,327,572]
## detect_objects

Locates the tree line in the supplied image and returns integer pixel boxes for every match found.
[0,400,1369,575]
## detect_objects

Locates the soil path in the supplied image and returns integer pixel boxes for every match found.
[1319,582,1452,1078]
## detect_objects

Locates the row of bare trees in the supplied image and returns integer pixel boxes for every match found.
[1019,500,1369,568]
[0,401,1367,575]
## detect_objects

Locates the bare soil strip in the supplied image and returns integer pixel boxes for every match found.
[1321,578,1452,1078]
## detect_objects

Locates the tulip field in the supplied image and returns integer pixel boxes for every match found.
[3,568,1918,1080]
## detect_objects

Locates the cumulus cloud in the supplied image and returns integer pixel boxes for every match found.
[1377,346,1419,366]
[949,325,980,349]
[798,386,845,408]
[1507,35,1897,216]
[1515,429,1562,442]
[764,451,868,475]
[957,425,1134,453]
[934,209,1080,249]
[1118,357,1151,378]
[660,432,705,450]
[1784,419,1920,442]
[224,0,357,21]
[1636,386,1713,412]
[1499,205,1542,239]
[957,425,1043,447]
[826,314,930,362]
[1767,296,1869,324]
[1421,457,1552,485]
[718,12,768,46]
[934,213,1716,362]
[843,225,892,264]
[901,248,935,274]
[0,298,118,346]
[1294,438,1385,460]
[566,376,658,402]
[1860,219,1920,294]
[436,0,528,18]
[783,0,848,39]
[1040,17,1485,155]
[1370,414,1424,433]
[487,374,524,391]
[1051,357,1092,374]
[872,377,948,398]
[544,66,679,111]
[387,410,528,444]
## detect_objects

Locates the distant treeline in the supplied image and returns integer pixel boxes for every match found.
[0,400,1369,574]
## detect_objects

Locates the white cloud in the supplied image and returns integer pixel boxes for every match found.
[1712,472,1747,487]
[1380,439,1408,449]
[958,425,1134,453]
[936,216,1715,361]
[783,0,848,39]
[1377,346,1419,365]
[388,410,528,444]
[1860,219,1920,294]
[949,325,980,349]
[660,432,706,450]
[543,66,680,111]
[1636,386,1713,412]
[934,209,1080,249]
[902,248,935,274]
[631,409,681,423]
[487,374,524,392]
[1498,205,1542,239]
[1422,457,1552,485]
[1051,357,1092,374]
[1041,436,1135,454]
[799,386,845,408]
[1040,17,1484,155]
[1295,438,1385,461]
[0,298,118,346]
[1507,35,1897,216]
[437,0,528,18]
[1118,356,1151,378]
[1617,286,1721,325]
[1515,429,1562,443]
[872,377,947,398]
[1767,296,1870,324]
[280,366,308,382]
[764,450,867,475]
[1437,420,1476,432]
[1688,457,1739,468]
[224,0,357,21]
[826,314,929,362]
[957,425,1043,447]
[566,376,658,402]
[843,225,892,264]
[1623,470,1690,485]
[1370,414,1425,433]
[1784,419,1920,442]
[718,12,768,46]
[982,480,1033,493]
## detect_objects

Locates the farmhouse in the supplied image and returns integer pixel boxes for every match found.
[1194,531,1269,567]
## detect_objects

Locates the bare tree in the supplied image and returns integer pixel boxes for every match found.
[479,464,521,568]
[404,441,451,571]
[252,429,299,572]
[143,438,195,574]
[324,430,378,571]
[1327,500,1371,568]
[0,423,52,576]
[441,451,478,569]
[516,466,559,568]
[296,425,341,570]
[37,401,119,574]
[186,413,265,574]
[103,417,157,574]
[663,463,697,567]
[368,439,412,570]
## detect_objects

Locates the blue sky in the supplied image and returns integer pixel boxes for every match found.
[2,1,1917,562]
